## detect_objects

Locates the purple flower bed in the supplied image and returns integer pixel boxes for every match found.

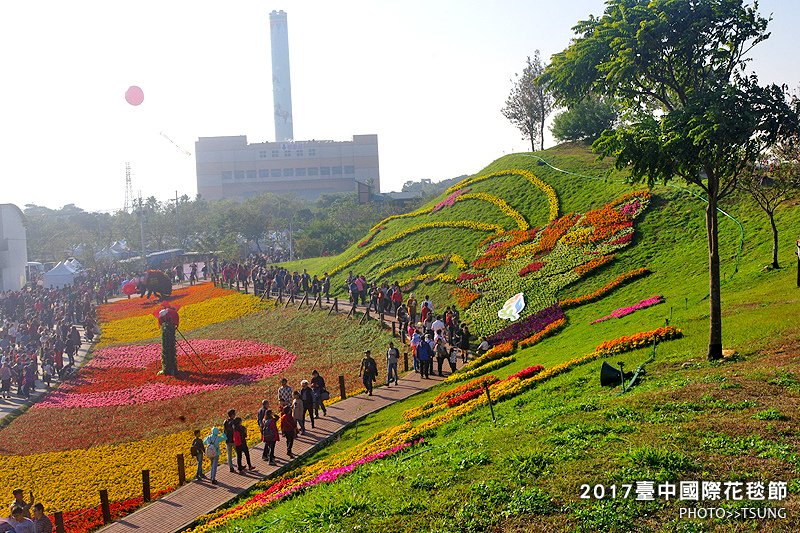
[487,304,565,346]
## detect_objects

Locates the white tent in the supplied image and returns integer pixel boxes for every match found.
[43,262,78,289]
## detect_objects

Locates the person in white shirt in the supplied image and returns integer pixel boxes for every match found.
[8,506,35,533]
[431,317,446,339]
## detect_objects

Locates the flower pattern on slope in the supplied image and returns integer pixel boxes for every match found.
[37,340,296,408]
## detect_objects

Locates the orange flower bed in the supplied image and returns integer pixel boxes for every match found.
[559,268,651,309]
[97,284,238,322]
[572,254,615,276]
[535,214,581,254]
[453,288,481,308]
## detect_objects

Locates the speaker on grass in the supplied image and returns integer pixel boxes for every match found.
[600,361,633,387]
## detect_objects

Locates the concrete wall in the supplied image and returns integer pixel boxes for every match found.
[0,204,28,292]
[195,134,380,201]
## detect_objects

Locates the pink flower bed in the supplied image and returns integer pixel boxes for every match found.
[37,340,297,408]
[590,295,664,324]
[431,188,470,212]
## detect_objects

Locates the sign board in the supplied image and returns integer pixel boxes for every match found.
[498,292,525,321]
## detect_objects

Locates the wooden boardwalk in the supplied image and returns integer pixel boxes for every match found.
[96,367,457,533]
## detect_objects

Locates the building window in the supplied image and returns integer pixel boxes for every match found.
[295,150,303,157]
[272,150,279,157]
[247,170,257,179]
[221,171,232,180]
[307,167,319,176]
[259,150,267,158]
[308,148,316,156]
[259,169,269,178]
[296,168,306,177]
[344,165,355,174]
[283,168,294,177]
[284,151,291,157]
[271,169,282,178]
[320,166,331,176]
[234,170,245,179]
[332,166,343,175]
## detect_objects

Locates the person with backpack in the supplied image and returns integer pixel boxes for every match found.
[261,409,279,465]
[434,338,449,377]
[203,426,225,485]
[233,417,255,473]
[190,430,205,481]
[223,409,237,473]
[359,350,378,396]
[417,337,433,379]
[281,406,299,458]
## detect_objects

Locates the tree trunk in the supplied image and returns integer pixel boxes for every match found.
[539,117,546,152]
[706,197,723,361]
[769,210,780,269]
[161,322,178,376]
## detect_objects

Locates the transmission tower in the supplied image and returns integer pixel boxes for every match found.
[124,162,134,211]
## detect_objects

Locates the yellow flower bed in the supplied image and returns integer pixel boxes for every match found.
[446,169,559,222]
[450,254,468,271]
[0,421,259,514]
[454,193,529,231]
[378,254,449,278]
[332,220,504,276]
[99,293,271,346]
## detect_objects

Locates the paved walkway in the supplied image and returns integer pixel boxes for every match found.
[97,364,460,533]
[0,325,94,419]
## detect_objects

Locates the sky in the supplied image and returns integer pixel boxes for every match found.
[1,0,798,213]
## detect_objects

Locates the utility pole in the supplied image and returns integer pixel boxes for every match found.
[175,191,180,249]
[289,219,294,262]
[139,194,146,272]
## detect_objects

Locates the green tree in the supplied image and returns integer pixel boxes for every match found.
[739,139,800,269]
[550,96,619,143]
[543,0,800,360]
[502,51,553,152]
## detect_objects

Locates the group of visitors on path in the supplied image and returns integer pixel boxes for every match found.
[190,371,332,484]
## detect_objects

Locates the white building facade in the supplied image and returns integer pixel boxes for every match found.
[0,204,28,292]
[195,134,380,201]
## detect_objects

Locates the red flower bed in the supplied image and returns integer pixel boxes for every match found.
[519,262,545,277]
[509,365,544,380]
[456,273,478,283]
[61,488,173,533]
[447,387,486,407]
[97,284,236,322]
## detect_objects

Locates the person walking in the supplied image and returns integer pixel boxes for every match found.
[223,409,237,473]
[310,370,328,417]
[459,323,472,363]
[203,426,225,485]
[417,337,433,379]
[281,406,299,458]
[291,391,306,435]
[190,430,205,481]
[386,342,399,386]
[233,417,255,473]
[299,380,315,430]
[359,350,377,396]
[434,338,449,377]
[261,409,279,465]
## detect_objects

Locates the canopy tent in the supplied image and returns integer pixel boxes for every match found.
[43,261,78,289]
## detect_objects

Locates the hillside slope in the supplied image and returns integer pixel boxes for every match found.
[186,145,800,533]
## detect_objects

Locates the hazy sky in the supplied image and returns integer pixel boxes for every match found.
[1,0,798,212]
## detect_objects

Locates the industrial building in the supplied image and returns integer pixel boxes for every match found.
[195,10,380,202]
[195,134,379,201]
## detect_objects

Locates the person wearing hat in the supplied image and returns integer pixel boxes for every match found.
[406,293,418,325]
[359,350,378,396]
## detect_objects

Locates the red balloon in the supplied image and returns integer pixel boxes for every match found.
[125,86,144,106]
[122,282,136,295]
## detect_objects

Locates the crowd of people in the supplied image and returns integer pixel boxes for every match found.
[0,264,136,402]
[191,370,332,484]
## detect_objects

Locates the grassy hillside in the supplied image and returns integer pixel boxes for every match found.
[187,145,800,532]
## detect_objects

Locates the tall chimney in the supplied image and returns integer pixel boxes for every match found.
[270,10,293,142]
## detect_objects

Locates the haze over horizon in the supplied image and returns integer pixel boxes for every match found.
[2,0,798,213]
